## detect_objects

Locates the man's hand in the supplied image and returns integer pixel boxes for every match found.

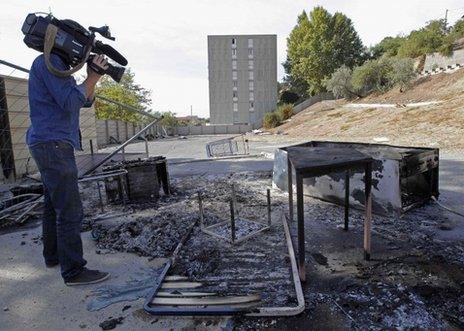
[87,54,109,78]
[82,55,109,99]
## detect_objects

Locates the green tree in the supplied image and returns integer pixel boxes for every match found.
[95,68,155,122]
[397,20,447,58]
[286,7,364,96]
[388,57,416,91]
[351,57,393,94]
[371,36,406,58]
[325,65,360,99]
[159,112,179,128]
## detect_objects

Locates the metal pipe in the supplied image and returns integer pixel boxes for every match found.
[81,117,162,177]
[144,138,149,158]
[267,188,271,226]
[95,95,157,119]
[0,59,30,73]
[198,191,204,229]
[344,170,350,231]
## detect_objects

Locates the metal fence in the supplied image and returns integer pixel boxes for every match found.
[0,59,159,182]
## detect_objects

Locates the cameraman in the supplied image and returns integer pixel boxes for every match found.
[27,53,110,286]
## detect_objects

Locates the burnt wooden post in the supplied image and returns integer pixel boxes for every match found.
[296,174,305,282]
[198,191,204,229]
[344,170,350,231]
[288,157,293,222]
[230,184,236,243]
[364,163,372,260]
[267,188,271,226]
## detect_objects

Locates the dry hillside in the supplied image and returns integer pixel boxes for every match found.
[263,69,464,150]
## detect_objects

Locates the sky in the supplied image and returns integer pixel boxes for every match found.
[1,0,464,117]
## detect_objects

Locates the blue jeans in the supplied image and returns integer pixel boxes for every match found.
[29,141,86,280]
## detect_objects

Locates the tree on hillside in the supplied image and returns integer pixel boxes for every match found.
[95,68,156,122]
[286,6,364,96]
[325,65,360,99]
[397,20,447,58]
[370,36,406,58]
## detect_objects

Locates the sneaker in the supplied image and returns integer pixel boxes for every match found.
[65,268,110,286]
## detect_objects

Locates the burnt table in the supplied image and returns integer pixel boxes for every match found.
[287,147,374,281]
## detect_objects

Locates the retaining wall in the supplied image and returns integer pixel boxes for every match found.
[293,92,334,114]
[423,49,464,73]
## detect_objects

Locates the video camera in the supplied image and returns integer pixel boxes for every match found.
[21,13,127,82]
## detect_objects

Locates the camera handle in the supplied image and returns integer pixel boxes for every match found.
[43,23,92,77]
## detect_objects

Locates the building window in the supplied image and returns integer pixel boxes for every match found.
[248,48,253,55]
[249,101,254,109]
[233,91,238,98]
[248,60,254,70]
[249,92,254,100]
[232,38,236,45]
[232,71,237,80]
[233,102,238,112]
[249,71,254,80]
[248,38,253,48]
[233,111,239,123]
[232,60,237,69]
[249,81,254,90]
[232,49,237,56]
[233,80,237,87]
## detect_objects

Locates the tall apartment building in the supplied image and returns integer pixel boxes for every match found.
[208,35,277,125]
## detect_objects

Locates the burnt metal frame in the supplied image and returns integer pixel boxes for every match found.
[198,186,271,244]
[144,211,306,317]
[287,155,373,282]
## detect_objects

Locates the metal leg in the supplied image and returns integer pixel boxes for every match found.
[267,188,271,226]
[198,191,204,229]
[364,163,372,260]
[288,158,293,222]
[296,174,305,282]
[230,199,236,243]
[145,138,149,158]
[96,181,104,213]
[344,170,350,231]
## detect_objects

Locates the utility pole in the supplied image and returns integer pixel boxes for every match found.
[444,9,449,30]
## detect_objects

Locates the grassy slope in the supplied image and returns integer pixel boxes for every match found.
[270,70,464,150]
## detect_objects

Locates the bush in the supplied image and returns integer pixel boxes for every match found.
[388,57,416,91]
[279,90,300,104]
[263,112,281,129]
[277,103,294,121]
[351,57,393,94]
[325,65,356,99]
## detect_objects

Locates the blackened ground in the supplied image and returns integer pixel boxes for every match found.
[81,170,463,330]
[231,196,464,330]
[94,201,197,257]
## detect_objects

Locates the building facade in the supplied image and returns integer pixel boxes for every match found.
[208,35,277,125]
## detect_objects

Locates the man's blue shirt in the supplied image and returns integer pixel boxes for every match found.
[26,54,88,150]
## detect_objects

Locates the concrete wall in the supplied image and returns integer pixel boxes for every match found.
[293,92,335,114]
[423,49,464,73]
[0,75,97,181]
[174,124,253,136]
[208,34,277,126]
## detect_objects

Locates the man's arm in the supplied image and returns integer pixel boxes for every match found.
[38,54,108,112]
[81,55,108,99]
